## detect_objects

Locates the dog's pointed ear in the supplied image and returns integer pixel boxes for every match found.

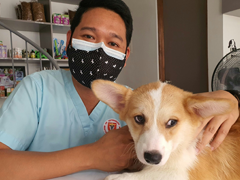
[91,80,132,114]
[186,95,234,118]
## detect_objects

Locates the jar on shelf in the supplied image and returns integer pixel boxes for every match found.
[30,50,36,58]
[6,87,11,97]
[22,49,29,58]
[2,46,7,58]
[14,47,22,58]
[7,49,12,58]
[8,69,13,74]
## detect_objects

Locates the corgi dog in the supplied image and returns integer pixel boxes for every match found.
[92,80,240,180]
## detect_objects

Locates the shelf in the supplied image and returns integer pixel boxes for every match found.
[55,59,68,62]
[0,17,70,33]
[0,17,51,32]
[0,58,69,64]
[52,23,70,27]
[51,0,80,5]
[0,58,50,62]
[52,23,70,34]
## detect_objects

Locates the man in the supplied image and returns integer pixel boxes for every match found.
[0,0,238,179]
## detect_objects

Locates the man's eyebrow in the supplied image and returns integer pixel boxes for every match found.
[110,32,123,42]
[80,27,96,32]
[80,27,123,42]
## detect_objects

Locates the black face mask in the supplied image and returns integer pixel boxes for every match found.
[67,44,126,89]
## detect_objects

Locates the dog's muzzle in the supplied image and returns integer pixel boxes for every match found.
[144,150,162,165]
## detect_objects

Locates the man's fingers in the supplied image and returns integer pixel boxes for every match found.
[126,157,143,172]
[196,116,225,152]
[194,116,212,140]
[210,121,232,150]
[113,126,133,141]
[120,125,130,132]
[122,142,135,156]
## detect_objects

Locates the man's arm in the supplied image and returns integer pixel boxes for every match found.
[0,126,136,180]
[0,142,96,179]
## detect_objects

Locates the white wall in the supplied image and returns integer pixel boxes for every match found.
[208,0,240,91]
[207,0,223,91]
[223,14,240,55]
[117,0,159,89]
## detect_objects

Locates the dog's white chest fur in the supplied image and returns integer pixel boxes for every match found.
[154,144,198,180]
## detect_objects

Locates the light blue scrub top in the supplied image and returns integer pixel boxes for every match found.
[0,69,126,152]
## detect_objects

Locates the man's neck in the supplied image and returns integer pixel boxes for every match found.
[72,76,99,115]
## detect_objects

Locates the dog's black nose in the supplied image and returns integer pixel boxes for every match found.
[144,151,162,165]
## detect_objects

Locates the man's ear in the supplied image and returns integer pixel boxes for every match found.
[91,80,132,114]
[186,95,235,118]
[124,47,130,67]
[65,30,72,51]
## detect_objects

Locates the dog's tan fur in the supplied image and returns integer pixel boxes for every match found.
[189,121,240,180]
[92,80,240,180]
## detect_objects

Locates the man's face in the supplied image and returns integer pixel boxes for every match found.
[72,7,128,54]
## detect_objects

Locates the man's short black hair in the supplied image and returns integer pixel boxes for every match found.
[70,0,133,47]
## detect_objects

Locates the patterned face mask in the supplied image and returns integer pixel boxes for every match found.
[67,38,126,88]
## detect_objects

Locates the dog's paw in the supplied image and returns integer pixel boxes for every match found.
[104,173,132,180]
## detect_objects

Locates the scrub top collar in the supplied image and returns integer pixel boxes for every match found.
[62,70,106,125]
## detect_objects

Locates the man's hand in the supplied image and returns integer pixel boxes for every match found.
[195,90,239,153]
[92,126,141,172]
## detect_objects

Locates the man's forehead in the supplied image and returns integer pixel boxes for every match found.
[79,8,126,31]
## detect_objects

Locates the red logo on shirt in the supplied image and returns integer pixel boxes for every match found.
[103,119,121,133]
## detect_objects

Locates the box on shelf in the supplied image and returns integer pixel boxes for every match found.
[0,67,25,89]
[61,15,69,25]
[53,13,61,24]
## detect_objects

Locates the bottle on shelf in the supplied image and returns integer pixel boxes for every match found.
[30,50,36,58]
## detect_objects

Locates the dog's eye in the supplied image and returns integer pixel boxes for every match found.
[166,119,178,128]
[134,115,145,125]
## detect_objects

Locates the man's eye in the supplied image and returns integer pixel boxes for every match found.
[84,35,94,39]
[109,42,118,47]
